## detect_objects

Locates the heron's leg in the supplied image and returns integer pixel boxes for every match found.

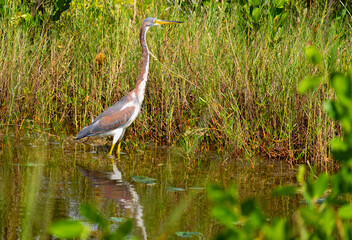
[117,142,122,159]
[117,142,122,153]
[108,143,116,155]
[108,132,121,156]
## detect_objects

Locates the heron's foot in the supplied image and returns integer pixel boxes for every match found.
[107,143,116,156]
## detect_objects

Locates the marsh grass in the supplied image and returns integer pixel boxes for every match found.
[1,1,351,164]
[0,132,59,239]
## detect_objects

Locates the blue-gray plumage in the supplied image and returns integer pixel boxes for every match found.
[76,17,182,156]
[76,95,133,138]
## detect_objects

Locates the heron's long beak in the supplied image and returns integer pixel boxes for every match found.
[155,19,183,25]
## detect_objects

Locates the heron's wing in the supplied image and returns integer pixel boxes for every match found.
[76,94,136,139]
[93,94,132,122]
[92,105,136,134]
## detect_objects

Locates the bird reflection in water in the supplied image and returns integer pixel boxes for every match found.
[77,163,147,240]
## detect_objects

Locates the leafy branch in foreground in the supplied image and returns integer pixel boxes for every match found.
[207,47,352,239]
[49,203,134,240]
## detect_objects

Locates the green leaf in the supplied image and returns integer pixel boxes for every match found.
[131,176,156,184]
[249,0,261,6]
[275,0,288,8]
[313,173,329,198]
[49,220,89,239]
[300,208,320,224]
[318,208,336,236]
[330,72,351,97]
[328,43,339,71]
[79,204,109,231]
[323,100,337,119]
[249,211,266,228]
[113,219,133,237]
[207,184,237,204]
[51,0,72,21]
[207,185,223,202]
[330,138,352,163]
[298,77,321,93]
[341,117,352,134]
[262,219,289,239]
[211,206,239,225]
[331,138,347,152]
[175,232,202,237]
[305,46,322,65]
[276,12,288,28]
[272,185,297,196]
[23,13,32,22]
[241,198,257,216]
[252,8,262,23]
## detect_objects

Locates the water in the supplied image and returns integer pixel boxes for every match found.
[0,130,300,239]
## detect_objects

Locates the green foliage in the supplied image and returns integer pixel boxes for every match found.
[338,204,352,220]
[301,46,352,165]
[6,0,72,26]
[207,184,292,240]
[207,47,352,239]
[80,204,109,232]
[272,185,296,196]
[236,0,289,41]
[298,77,321,93]
[49,203,134,239]
[51,0,72,21]
[49,220,90,239]
[298,46,324,93]
[305,46,323,65]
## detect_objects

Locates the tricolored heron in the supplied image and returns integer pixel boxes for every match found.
[76,17,182,156]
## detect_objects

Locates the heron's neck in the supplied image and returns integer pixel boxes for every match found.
[135,25,150,103]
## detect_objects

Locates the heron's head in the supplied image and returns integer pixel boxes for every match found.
[143,17,183,28]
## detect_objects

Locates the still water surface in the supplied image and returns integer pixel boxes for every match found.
[0,130,300,239]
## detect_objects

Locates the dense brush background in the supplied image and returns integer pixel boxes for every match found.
[1,0,352,164]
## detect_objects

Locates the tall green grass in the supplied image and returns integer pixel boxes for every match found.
[1,1,351,163]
